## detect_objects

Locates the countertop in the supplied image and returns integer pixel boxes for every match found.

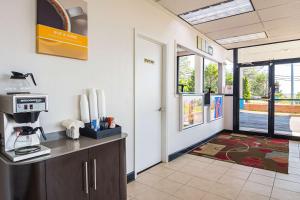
[0,133,128,166]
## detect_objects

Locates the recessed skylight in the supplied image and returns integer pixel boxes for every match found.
[216,32,267,45]
[179,0,254,25]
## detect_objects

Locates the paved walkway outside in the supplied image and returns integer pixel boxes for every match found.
[240,112,292,133]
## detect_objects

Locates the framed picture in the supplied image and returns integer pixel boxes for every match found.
[210,95,224,121]
[197,36,203,51]
[180,94,204,130]
[37,0,88,60]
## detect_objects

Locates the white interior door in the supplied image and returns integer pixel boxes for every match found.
[135,35,162,173]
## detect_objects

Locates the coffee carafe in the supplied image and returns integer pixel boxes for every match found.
[13,126,47,155]
[2,71,37,95]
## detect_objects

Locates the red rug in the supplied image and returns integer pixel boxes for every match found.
[189,133,289,173]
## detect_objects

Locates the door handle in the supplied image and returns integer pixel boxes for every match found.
[93,159,97,191]
[158,107,165,112]
[83,162,89,194]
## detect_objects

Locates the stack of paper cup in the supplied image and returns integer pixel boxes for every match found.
[88,88,99,131]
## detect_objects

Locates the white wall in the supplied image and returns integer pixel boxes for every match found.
[0,0,228,173]
[224,96,233,130]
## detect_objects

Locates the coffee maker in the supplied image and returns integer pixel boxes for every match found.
[0,93,51,162]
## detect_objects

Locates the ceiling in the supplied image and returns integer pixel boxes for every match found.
[154,0,300,49]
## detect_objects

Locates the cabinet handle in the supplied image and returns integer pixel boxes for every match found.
[93,159,97,191]
[84,162,89,194]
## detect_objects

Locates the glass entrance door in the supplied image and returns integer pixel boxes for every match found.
[239,65,270,134]
[274,63,300,137]
[237,61,300,139]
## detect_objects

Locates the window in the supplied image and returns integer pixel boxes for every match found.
[203,58,219,93]
[224,60,233,94]
[177,55,196,93]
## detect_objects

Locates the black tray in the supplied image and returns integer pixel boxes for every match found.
[79,125,122,139]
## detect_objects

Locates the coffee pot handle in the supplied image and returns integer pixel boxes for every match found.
[33,127,47,140]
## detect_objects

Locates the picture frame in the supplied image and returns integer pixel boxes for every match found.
[209,95,224,121]
[180,94,204,131]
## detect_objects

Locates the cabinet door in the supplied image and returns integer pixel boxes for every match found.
[0,160,46,200]
[46,150,89,200]
[89,140,126,200]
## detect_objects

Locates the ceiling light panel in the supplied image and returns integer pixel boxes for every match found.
[216,32,267,45]
[179,0,254,25]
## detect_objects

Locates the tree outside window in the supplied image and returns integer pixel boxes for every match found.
[177,55,195,93]
[224,60,233,94]
[204,59,218,93]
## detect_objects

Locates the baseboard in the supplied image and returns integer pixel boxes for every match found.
[168,129,225,161]
[127,171,135,183]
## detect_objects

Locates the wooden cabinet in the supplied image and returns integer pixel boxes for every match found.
[0,137,127,200]
[0,161,46,200]
[46,149,89,200]
[89,139,126,200]
[46,139,126,200]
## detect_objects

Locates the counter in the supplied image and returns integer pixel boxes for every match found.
[0,133,128,165]
[0,133,127,200]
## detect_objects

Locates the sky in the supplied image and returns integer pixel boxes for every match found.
[275,63,300,98]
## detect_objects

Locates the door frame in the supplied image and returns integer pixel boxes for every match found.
[234,57,300,140]
[133,29,168,177]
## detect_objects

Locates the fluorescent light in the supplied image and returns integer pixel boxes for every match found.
[216,32,267,45]
[179,0,254,25]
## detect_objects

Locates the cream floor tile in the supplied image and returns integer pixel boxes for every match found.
[242,181,272,197]
[288,157,300,162]
[231,164,253,173]
[271,187,300,200]
[237,190,270,200]
[128,194,134,199]
[186,177,215,192]
[289,140,300,145]
[209,182,241,200]
[202,193,228,200]
[288,166,300,175]
[161,160,185,171]
[174,185,206,200]
[204,164,230,174]
[178,165,204,177]
[289,147,299,153]
[252,168,276,178]
[248,173,275,186]
[152,179,183,195]
[289,160,300,168]
[127,181,151,197]
[212,160,234,168]
[182,154,199,160]
[274,179,300,193]
[166,171,193,184]
[225,168,251,180]
[135,188,177,200]
[194,156,215,164]
[217,174,246,188]
[276,172,300,184]
[289,152,300,158]
[147,165,175,178]
[196,170,223,181]
[136,172,163,186]
[186,159,210,169]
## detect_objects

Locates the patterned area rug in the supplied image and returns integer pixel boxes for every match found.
[189,133,289,173]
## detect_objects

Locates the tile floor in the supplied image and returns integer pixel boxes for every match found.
[127,141,300,200]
